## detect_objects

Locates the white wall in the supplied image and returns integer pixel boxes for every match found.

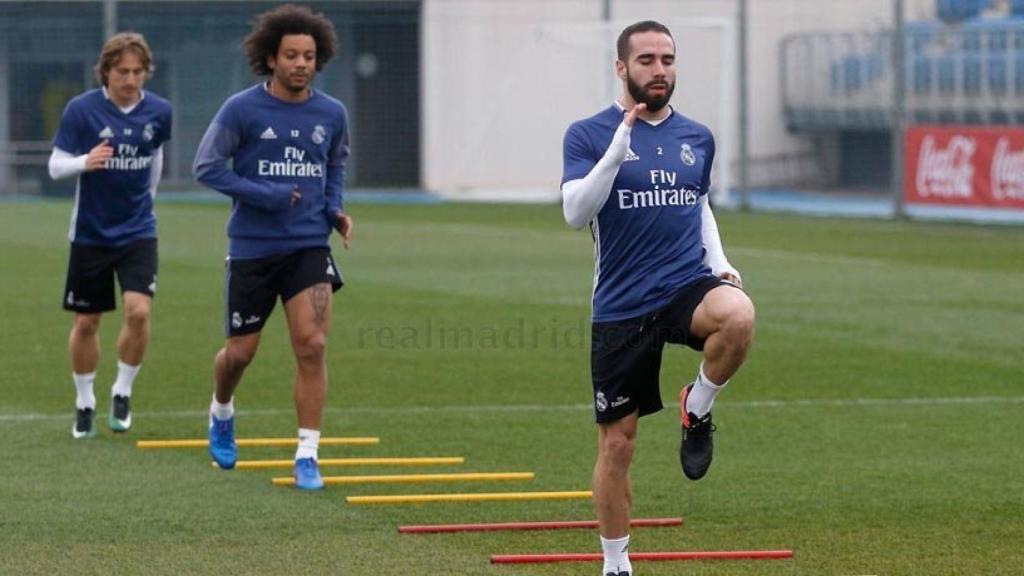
[421,0,917,197]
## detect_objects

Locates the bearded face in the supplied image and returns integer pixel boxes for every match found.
[625,69,675,113]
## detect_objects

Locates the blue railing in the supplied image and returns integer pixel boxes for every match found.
[783,17,1024,129]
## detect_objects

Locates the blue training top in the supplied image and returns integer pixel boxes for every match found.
[562,105,716,323]
[54,88,172,247]
[193,83,349,259]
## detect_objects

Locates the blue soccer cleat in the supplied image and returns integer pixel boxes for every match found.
[208,414,237,470]
[294,457,324,490]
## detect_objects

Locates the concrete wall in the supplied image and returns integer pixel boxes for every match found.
[421,0,927,197]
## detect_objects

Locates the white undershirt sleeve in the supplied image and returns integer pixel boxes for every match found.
[48,147,88,180]
[561,122,632,230]
[700,195,740,281]
[149,146,164,196]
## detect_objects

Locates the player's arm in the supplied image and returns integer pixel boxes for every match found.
[49,100,113,180]
[696,135,740,287]
[700,196,741,287]
[561,104,646,229]
[148,146,164,195]
[192,116,295,211]
[325,112,352,248]
[49,141,113,180]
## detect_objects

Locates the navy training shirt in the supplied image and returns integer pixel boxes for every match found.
[193,84,349,259]
[53,89,172,247]
[562,104,716,322]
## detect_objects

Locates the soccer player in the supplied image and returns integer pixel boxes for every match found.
[49,32,172,439]
[193,4,352,490]
[560,21,756,576]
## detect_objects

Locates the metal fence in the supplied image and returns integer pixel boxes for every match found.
[0,0,420,196]
[783,19,1024,131]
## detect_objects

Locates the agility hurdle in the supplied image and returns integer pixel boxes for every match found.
[399,517,683,534]
[347,490,592,505]
[273,472,534,486]
[137,437,379,449]
[490,550,794,564]
[220,457,464,470]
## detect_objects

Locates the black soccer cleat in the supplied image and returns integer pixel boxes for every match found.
[109,394,132,432]
[679,384,716,480]
[72,407,96,439]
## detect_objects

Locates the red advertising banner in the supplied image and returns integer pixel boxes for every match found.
[905,125,1024,209]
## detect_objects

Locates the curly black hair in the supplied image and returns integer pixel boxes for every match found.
[244,4,339,76]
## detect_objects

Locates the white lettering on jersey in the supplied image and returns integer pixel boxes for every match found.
[258,147,323,178]
[617,171,698,209]
[617,187,700,209]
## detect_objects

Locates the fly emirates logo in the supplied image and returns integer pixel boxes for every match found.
[258,146,323,178]
[104,143,152,171]
[618,170,699,209]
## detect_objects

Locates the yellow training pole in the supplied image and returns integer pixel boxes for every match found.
[137,437,379,449]
[347,490,593,505]
[273,472,535,486]
[221,457,465,470]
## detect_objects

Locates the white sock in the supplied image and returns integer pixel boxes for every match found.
[73,372,96,410]
[296,428,320,461]
[111,360,140,398]
[210,394,234,421]
[685,363,726,417]
[600,534,631,575]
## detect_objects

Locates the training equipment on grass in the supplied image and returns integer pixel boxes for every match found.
[490,550,795,564]
[220,457,465,469]
[136,437,379,448]
[399,517,683,534]
[273,472,534,486]
[347,490,592,505]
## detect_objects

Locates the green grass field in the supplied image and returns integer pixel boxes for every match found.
[1,200,1022,575]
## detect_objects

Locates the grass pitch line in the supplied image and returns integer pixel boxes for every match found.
[347,490,592,505]
[490,550,794,564]
[7,395,1024,423]
[222,457,464,470]
[137,437,379,448]
[399,517,682,534]
[273,472,534,486]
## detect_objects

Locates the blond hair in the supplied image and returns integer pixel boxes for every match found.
[94,32,154,86]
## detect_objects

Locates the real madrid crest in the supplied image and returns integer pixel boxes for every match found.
[142,123,155,142]
[312,125,326,145]
[680,143,696,166]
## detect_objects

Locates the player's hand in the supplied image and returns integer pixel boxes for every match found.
[623,103,647,128]
[335,211,353,249]
[290,187,302,207]
[85,140,113,171]
[720,271,742,289]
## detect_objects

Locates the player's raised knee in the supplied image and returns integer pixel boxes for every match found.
[723,293,755,344]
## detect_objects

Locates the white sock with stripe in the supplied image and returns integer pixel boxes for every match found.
[210,394,234,421]
[296,428,320,461]
[111,360,140,398]
[73,372,96,410]
[601,534,631,575]
[685,363,726,417]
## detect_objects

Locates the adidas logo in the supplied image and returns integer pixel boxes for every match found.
[326,264,335,276]
[99,126,114,139]
[260,127,277,140]
[624,147,640,162]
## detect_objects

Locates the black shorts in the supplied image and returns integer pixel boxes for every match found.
[63,238,158,314]
[224,247,343,337]
[590,275,740,423]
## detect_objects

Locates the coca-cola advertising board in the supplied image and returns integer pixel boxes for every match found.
[906,125,1024,210]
